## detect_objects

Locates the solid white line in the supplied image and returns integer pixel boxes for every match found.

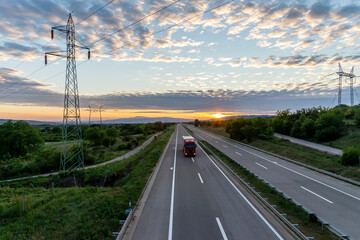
[168,126,178,240]
[195,129,360,202]
[192,157,195,162]
[256,162,268,169]
[198,173,204,184]
[301,186,333,204]
[223,145,228,148]
[235,151,242,156]
[198,144,284,240]
[216,217,228,240]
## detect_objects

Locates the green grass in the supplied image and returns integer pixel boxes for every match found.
[201,126,360,182]
[200,140,338,240]
[322,127,360,150]
[0,126,175,239]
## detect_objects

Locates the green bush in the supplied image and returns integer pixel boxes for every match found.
[355,110,360,128]
[341,147,360,166]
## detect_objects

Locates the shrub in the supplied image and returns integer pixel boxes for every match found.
[341,147,360,166]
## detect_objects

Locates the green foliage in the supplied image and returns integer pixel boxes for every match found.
[225,117,273,142]
[272,107,345,142]
[194,119,200,127]
[355,109,360,128]
[0,120,44,160]
[341,147,360,166]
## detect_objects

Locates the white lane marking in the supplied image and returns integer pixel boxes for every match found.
[223,145,228,148]
[168,126,178,240]
[301,186,333,204]
[198,144,284,240]
[255,162,268,169]
[216,217,228,240]
[195,129,360,202]
[235,151,242,156]
[198,173,204,184]
[170,167,173,170]
[192,157,195,162]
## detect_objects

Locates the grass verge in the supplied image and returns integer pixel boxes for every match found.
[0,126,174,240]
[200,140,338,240]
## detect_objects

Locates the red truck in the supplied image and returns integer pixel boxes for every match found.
[182,136,196,157]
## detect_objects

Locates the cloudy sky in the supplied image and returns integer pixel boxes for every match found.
[1,0,360,121]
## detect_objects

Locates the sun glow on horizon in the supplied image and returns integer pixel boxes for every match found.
[213,113,226,119]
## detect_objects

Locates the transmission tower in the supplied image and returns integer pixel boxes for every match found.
[99,105,103,126]
[336,63,356,106]
[45,13,91,174]
[88,105,92,127]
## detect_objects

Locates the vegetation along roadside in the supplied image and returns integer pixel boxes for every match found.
[0,125,175,240]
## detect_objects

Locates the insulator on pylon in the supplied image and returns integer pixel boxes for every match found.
[45,55,47,65]
[51,29,54,40]
[88,50,90,60]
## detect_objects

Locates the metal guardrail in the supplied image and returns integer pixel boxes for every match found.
[192,131,352,240]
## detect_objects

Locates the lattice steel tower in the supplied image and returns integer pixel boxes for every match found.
[336,63,355,107]
[45,13,90,173]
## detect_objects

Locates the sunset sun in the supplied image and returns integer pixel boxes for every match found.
[214,113,225,119]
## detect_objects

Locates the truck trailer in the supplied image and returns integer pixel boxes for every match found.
[182,136,196,157]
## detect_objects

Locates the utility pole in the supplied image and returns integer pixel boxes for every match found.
[336,63,355,107]
[88,105,92,127]
[350,67,354,107]
[45,13,90,174]
[99,105,103,127]
[337,63,343,106]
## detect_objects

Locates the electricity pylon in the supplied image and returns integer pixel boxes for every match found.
[45,13,90,174]
[336,63,356,106]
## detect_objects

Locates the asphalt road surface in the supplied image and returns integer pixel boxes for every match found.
[189,125,360,240]
[129,125,299,240]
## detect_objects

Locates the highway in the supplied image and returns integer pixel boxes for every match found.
[126,125,300,240]
[188,125,360,240]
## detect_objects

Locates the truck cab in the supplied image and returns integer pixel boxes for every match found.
[182,136,196,157]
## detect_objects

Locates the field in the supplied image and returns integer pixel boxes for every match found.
[0,126,174,240]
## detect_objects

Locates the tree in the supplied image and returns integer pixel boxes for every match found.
[300,118,316,139]
[315,109,344,141]
[0,120,44,159]
[84,127,104,146]
[354,109,360,128]
[341,147,360,166]
[194,119,200,127]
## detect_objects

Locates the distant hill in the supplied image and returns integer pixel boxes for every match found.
[0,119,61,126]
[103,116,193,124]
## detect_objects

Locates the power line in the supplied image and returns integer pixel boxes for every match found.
[2,1,115,97]
[0,0,183,99]
[75,0,115,26]
[88,0,181,48]
[0,58,62,96]
[0,60,89,100]
[103,0,235,55]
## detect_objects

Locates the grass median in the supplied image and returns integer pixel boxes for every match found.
[0,126,174,240]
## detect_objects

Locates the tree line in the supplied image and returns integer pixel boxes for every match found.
[194,104,360,166]
[0,120,170,179]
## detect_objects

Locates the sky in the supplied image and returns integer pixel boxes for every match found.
[1,0,360,121]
